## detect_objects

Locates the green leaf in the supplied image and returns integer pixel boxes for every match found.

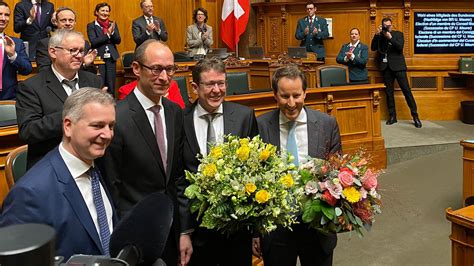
[353,178,362,187]
[321,203,335,220]
[302,205,317,223]
[310,199,322,213]
[300,169,313,184]
[335,207,342,217]
[355,216,364,227]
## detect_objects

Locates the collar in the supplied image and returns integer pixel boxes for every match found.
[279,107,307,126]
[59,142,93,180]
[348,40,360,48]
[196,102,223,117]
[144,15,153,21]
[51,64,79,83]
[31,0,40,5]
[134,86,163,110]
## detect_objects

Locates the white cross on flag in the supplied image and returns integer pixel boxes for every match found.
[221,0,250,51]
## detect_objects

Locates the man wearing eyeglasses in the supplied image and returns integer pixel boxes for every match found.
[295,1,329,61]
[102,39,192,266]
[16,29,102,169]
[132,0,168,49]
[183,57,258,266]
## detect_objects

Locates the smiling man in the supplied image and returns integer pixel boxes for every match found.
[1,88,117,260]
[16,29,102,169]
[183,57,258,266]
[132,0,168,49]
[254,65,341,266]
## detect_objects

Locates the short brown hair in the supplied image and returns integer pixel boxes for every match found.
[192,57,226,85]
[271,65,307,93]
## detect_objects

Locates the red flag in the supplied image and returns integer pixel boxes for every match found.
[221,0,250,51]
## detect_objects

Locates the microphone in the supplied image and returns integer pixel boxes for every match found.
[202,24,207,33]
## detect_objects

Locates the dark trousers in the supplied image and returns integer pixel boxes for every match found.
[98,58,117,96]
[262,223,336,266]
[383,69,418,117]
[189,228,252,266]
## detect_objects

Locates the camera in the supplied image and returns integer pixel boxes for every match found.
[381,25,389,33]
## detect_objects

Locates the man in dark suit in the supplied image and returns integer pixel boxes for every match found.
[336,28,369,83]
[13,0,54,60]
[184,57,258,266]
[16,30,102,170]
[1,88,117,260]
[295,1,329,61]
[102,40,192,266]
[132,0,168,49]
[36,7,97,73]
[253,65,341,266]
[371,17,422,128]
[0,2,32,100]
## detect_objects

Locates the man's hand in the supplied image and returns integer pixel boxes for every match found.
[252,237,262,258]
[29,6,37,21]
[83,49,98,66]
[146,22,156,32]
[107,22,115,35]
[304,26,309,35]
[312,27,319,35]
[376,25,382,35]
[345,51,353,59]
[179,234,193,266]
[383,31,392,40]
[101,86,108,93]
[4,36,16,57]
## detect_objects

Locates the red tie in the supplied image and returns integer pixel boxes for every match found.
[0,40,3,92]
[349,46,355,53]
[309,17,313,28]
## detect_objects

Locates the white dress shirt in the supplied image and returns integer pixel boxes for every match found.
[279,108,309,164]
[51,64,79,95]
[193,103,224,156]
[58,142,113,236]
[345,40,360,62]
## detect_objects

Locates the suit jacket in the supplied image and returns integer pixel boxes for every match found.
[370,30,407,72]
[102,92,190,238]
[257,107,341,255]
[13,0,54,59]
[15,67,102,169]
[0,36,32,100]
[87,21,121,61]
[336,42,369,82]
[295,16,329,59]
[36,37,95,73]
[186,24,213,57]
[0,147,117,260]
[132,16,168,49]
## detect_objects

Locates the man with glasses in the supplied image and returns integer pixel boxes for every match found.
[132,0,168,49]
[183,57,258,266]
[16,29,102,169]
[36,7,97,73]
[103,40,192,266]
[295,1,329,61]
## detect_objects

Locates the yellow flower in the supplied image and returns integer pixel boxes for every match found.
[259,149,271,161]
[203,163,217,178]
[245,183,257,194]
[236,145,250,161]
[209,146,223,159]
[255,190,270,204]
[239,138,250,146]
[343,187,361,203]
[279,174,294,188]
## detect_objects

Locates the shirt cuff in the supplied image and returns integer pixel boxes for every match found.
[26,17,33,25]
[350,53,355,60]
[180,229,194,235]
[8,52,17,62]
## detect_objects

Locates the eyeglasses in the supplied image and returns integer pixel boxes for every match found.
[197,13,205,16]
[54,46,85,57]
[199,81,226,89]
[138,62,177,76]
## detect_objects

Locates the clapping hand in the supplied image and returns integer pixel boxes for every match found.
[29,5,37,21]
[312,27,319,35]
[304,26,309,35]
[83,49,98,66]
[146,22,156,32]
[107,22,115,35]
[154,20,161,32]
[202,32,208,41]
[4,36,16,57]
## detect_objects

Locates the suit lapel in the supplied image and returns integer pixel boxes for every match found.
[306,107,320,157]
[223,102,236,135]
[46,68,68,102]
[184,103,200,156]
[267,110,281,150]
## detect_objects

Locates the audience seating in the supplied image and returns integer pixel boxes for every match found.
[316,65,349,87]
[5,145,28,189]
[226,72,250,95]
[121,51,135,69]
[0,101,17,127]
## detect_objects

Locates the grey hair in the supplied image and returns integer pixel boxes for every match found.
[62,88,115,122]
[48,29,84,49]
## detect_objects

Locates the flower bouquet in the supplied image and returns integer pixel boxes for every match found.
[185,135,303,235]
[299,150,382,236]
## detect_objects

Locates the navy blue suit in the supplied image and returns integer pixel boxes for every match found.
[336,42,369,82]
[13,0,54,59]
[0,36,32,100]
[0,147,117,260]
[295,16,329,59]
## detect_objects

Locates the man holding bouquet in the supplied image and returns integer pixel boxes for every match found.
[254,65,342,266]
[183,57,258,266]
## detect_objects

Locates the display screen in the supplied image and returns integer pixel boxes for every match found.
[414,12,474,54]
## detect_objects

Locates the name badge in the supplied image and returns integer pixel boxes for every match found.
[103,52,111,59]
[382,54,388,63]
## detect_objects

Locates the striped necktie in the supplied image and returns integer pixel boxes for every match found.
[90,167,110,255]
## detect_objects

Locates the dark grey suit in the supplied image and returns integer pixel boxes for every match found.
[183,101,258,266]
[16,67,102,169]
[257,106,341,266]
[132,16,168,49]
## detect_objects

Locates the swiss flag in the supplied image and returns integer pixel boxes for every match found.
[221,0,250,51]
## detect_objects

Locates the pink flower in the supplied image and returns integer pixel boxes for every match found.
[338,169,354,188]
[326,181,342,199]
[321,165,329,174]
[362,169,378,190]
[359,187,368,199]
[318,181,327,190]
[322,190,337,206]
[305,181,319,194]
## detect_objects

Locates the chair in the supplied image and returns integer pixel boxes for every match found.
[316,65,350,88]
[121,51,135,69]
[5,145,28,189]
[0,100,17,127]
[173,76,191,106]
[226,72,250,95]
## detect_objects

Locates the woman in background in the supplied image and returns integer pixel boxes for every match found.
[87,2,121,96]
[186,7,213,59]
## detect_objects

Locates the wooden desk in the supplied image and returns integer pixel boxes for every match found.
[446,205,474,266]
[461,141,474,205]
[226,83,387,169]
[0,125,23,205]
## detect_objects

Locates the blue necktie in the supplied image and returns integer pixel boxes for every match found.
[90,167,110,255]
[287,121,299,166]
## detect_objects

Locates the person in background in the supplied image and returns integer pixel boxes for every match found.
[0,1,32,100]
[186,7,213,59]
[371,17,422,128]
[295,1,329,61]
[132,0,168,49]
[336,28,369,84]
[1,88,117,261]
[87,2,121,96]
[13,0,54,60]
[117,79,185,109]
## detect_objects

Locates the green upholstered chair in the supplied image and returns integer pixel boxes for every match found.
[121,51,135,69]
[226,72,250,95]
[316,65,350,87]
[0,100,17,127]
[5,145,28,189]
[173,76,190,106]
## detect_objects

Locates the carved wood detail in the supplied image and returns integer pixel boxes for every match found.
[269,53,302,67]
[403,0,411,55]
[327,94,334,113]
[224,55,250,67]
[373,90,380,111]
[269,17,282,52]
